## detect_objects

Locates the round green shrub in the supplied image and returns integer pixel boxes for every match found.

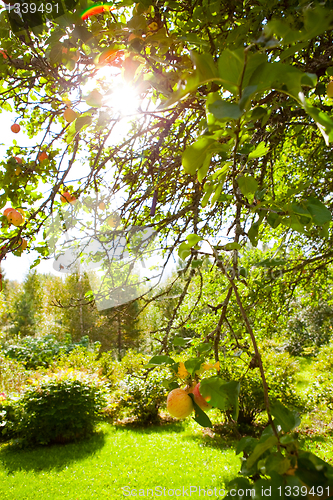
[115,371,167,425]
[14,370,108,446]
[101,351,168,425]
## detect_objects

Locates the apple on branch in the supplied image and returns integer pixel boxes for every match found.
[60,191,77,204]
[166,388,194,419]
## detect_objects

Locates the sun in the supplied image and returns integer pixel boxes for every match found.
[83,65,141,117]
[104,81,140,116]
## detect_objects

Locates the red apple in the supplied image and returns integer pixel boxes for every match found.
[7,209,24,226]
[11,124,20,133]
[60,191,77,204]
[192,383,212,411]
[3,207,14,217]
[38,151,48,162]
[167,388,193,419]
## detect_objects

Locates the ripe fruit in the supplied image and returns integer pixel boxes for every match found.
[3,207,14,217]
[0,50,8,59]
[85,89,103,107]
[192,383,212,411]
[327,81,333,98]
[18,238,27,250]
[60,191,77,204]
[64,108,78,123]
[98,202,106,210]
[14,157,22,164]
[11,124,20,133]
[38,151,48,162]
[107,213,120,228]
[7,209,24,226]
[167,388,194,419]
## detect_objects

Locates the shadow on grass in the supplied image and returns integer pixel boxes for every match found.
[0,428,106,473]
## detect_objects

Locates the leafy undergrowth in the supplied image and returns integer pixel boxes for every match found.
[0,421,239,500]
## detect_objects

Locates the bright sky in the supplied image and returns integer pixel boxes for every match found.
[0,68,172,287]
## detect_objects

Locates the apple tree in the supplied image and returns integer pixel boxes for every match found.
[1,0,333,494]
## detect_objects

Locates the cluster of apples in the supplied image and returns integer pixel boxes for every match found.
[167,382,212,419]
[3,207,25,227]
[2,208,28,253]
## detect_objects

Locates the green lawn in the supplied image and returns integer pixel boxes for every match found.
[295,356,316,395]
[0,421,239,500]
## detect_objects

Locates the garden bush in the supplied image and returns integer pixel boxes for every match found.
[218,349,304,426]
[1,334,100,369]
[10,370,108,446]
[102,351,168,425]
[50,345,100,373]
[113,371,168,425]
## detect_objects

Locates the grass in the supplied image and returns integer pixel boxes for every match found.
[0,421,239,500]
[0,352,332,499]
[295,356,316,395]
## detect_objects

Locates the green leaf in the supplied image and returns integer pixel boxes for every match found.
[218,48,244,94]
[49,43,63,65]
[75,115,92,133]
[200,377,240,419]
[197,343,212,354]
[145,355,175,367]
[237,176,258,197]
[184,358,204,376]
[289,202,312,219]
[249,62,317,100]
[197,154,211,183]
[246,435,278,469]
[281,214,306,233]
[210,183,223,205]
[172,337,187,346]
[236,436,257,455]
[178,242,191,260]
[223,242,242,251]
[188,394,213,428]
[191,259,203,268]
[251,107,267,121]
[186,234,202,247]
[182,137,216,175]
[248,223,259,245]
[305,197,332,226]
[303,6,333,41]
[248,141,269,159]
[265,453,291,475]
[270,401,301,432]
[201,183,214,207]
[208,101,243,120]
[190,51,217,80]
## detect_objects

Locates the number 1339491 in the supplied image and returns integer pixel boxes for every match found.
[13,3,59,15]
[277,486,331,496]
